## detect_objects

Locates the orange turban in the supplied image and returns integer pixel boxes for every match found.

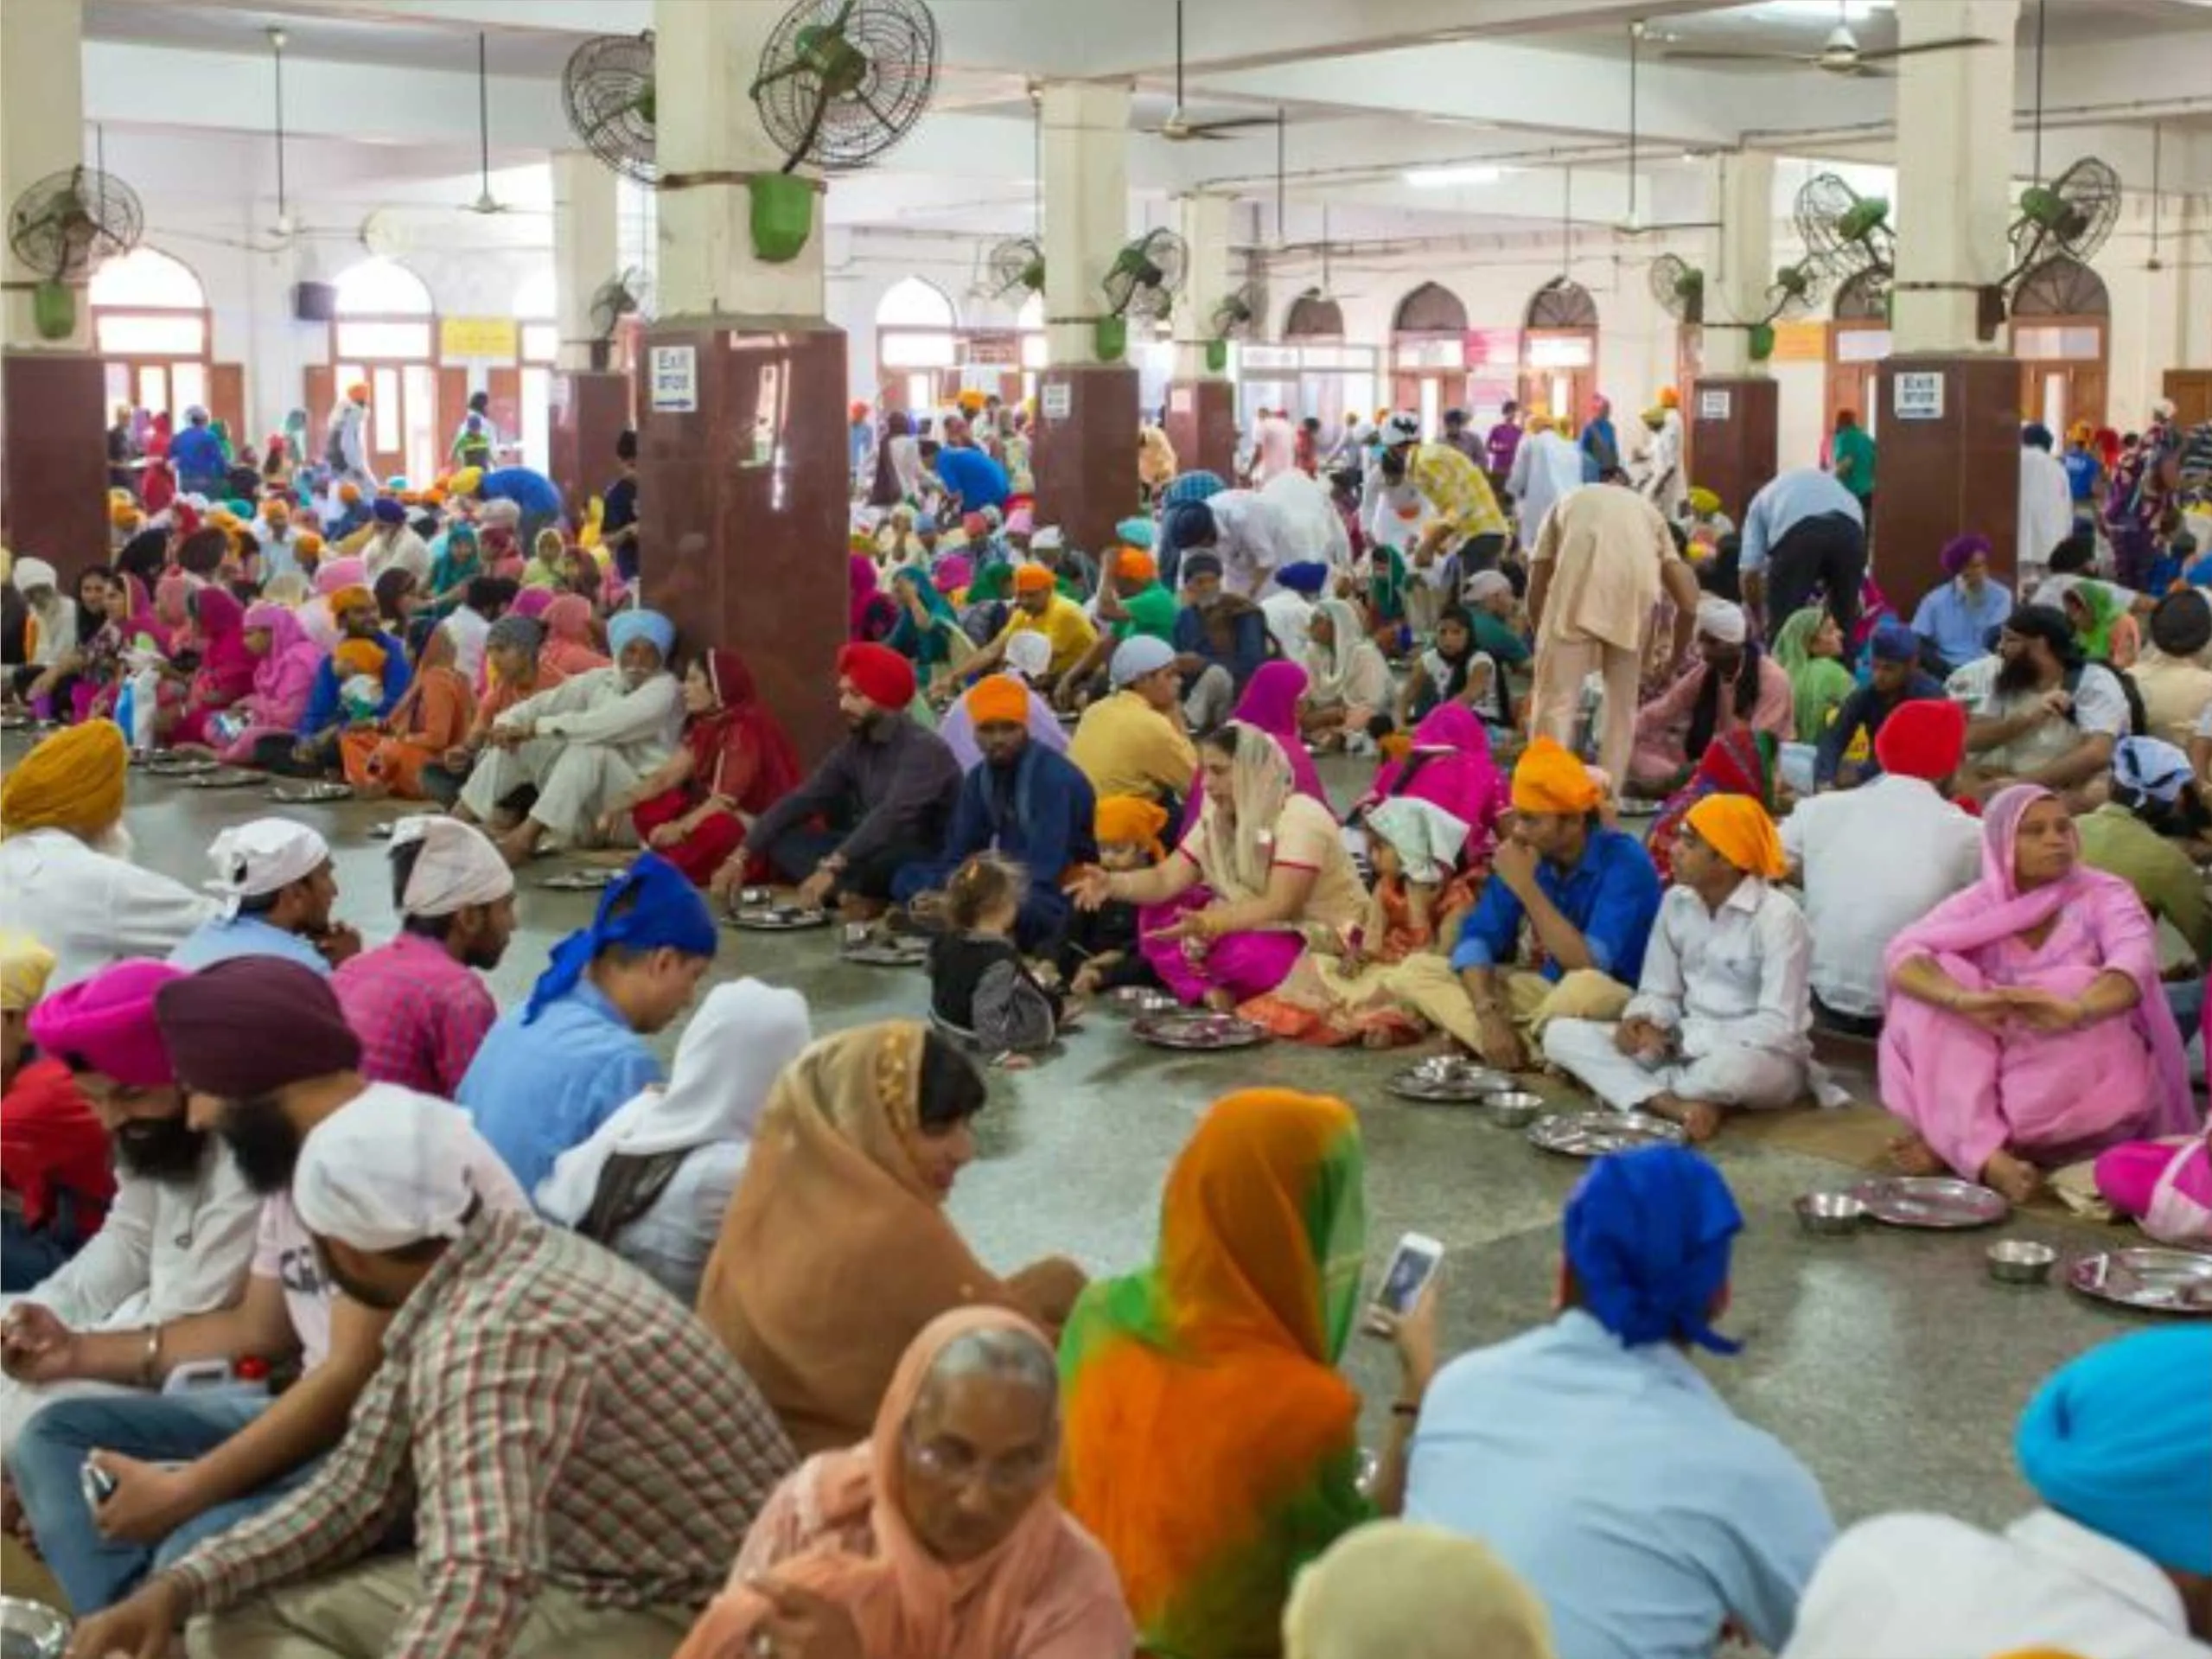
[1685,794,1787,878]
[328,584,373,615]
[260,498,290,522]
[964,675,1030,728]
[1116,548,1157,583]
[1,723,129,840]
[1658,386,1680,409]
[1012,564,1055,596]
[334,639,388,680]
[338,482,362,504]
[1510,737,1601,816]
[1095,795,1169,860]
[295,532,325,557]
[109,501,142,528]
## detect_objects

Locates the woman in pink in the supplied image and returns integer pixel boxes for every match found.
[1880,783,2197,1205]
[1351,703,1506,864]
[1627,598,1793,796]
[165,587,258,747]
[2094,991,2212,1246]
[298,555,367,651]
[1228,660,1331,807]
[214,601,326,764]
[539,594,610,677]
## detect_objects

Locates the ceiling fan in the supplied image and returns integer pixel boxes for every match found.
[1661,0,1995,78]
[1147,0,1280,140]
[462,33,514,214]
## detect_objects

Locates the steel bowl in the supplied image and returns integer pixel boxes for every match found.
[1986,1239,2058,1286]
[0,1598,70,1659]
[1794,1191,1869,1236]
[741,886,771,904]
[1482,1090,1546,1127]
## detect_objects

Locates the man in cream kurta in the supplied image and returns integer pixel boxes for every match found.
[456,609,683,865]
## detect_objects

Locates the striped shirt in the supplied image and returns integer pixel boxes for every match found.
[163,1209,795,1658]
[1409,443,1509,541]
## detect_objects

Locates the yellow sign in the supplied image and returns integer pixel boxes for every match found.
[439,316,519,361]
[1769,321,1827,363]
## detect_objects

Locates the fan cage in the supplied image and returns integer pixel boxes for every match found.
[563,35,658,186]
[753,0,940,173]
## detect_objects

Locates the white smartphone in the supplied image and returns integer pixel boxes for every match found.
[1365,1232,1444,1334]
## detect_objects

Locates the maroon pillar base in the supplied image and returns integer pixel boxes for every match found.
[550,370,635,520]
[638,318,850,767]
[1872,354,2021,613]
[1163,378,1236,483]
[1686,377,1777,526]
[1034,364,1139,553]
[3,352,107,582]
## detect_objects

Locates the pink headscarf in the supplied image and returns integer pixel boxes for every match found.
[510,587,555,620]
[539,594,609,676]
[241,599,323,726]
[186,585,259,704]
[313,556,367,596]
[1356,703,1506,859]
[153,570,194,630]
[1232,660,1330,807]
[851,555,896,642]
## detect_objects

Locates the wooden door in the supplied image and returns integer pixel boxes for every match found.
[487,367,522,462]
[362,365,407,482]
[208,364,246,449]
[2164,370,2212,431]
[303,366,333,466]
[436,367,469,471]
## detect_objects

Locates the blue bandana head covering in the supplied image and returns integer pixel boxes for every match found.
[1115,516,1157,551]
[1564,1146,1743,1355]
[1276,561,1330,596]
[1163,500,1218,552]
[1163,470,1227,507]
[1869,618,1920,664]
[523,852,717,1024]
[2017,1327,2212,1574]
[915,513,939,535]
[607,609,674,661]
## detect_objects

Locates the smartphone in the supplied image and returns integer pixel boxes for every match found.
[80,1458,117,1509]
[1365,1232,1444,1335]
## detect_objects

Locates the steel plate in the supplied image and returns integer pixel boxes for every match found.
[1527,1111,1687,1158]
[2066,1247,2212,1315]
[1131,1012,1271,1050]
[0,1598,69,1659]
[729,905,833,931]
[1387,1061,1515,1103]
[182,769,263,789]
[538,869,620,891]
[1849,1177,2011,1230]
[842,941,931,967]
[269,782,353,804]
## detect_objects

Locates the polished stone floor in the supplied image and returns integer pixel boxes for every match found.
[98,750,2162,1535]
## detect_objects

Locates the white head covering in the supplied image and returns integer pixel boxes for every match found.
[1694,597,1747,645]
[1110,634,1176,689]
[294,1088,483,1252]
[1031,526,1065,552]
[10,558,58,596]
[1463,570,1513,606]
[206,819,330,919]
[1363,797,1470,885]
[1381,411,1423,446]
[392,817,513,918]
[535,980,812,1227]
[2114,736,2193,806]
[1004,630,1053,680]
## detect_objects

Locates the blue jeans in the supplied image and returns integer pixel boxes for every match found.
[5,1392,322,1614]
[1,1201,93,1292]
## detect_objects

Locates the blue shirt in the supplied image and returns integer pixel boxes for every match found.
[1172,603,1270,690]
[1814,672,1945,787]
[458,979,661,1196]
[297,631,411,737]
[169,915,331,976]
[1407,1311,1835,1659]
[1909,577,2012,673]
[1450,826,1661,985]
[481,466,563,517]
[2062,448,2100,501]
[1739,469,1863,573]
[932,446,1009,512]
[168,424,225,483]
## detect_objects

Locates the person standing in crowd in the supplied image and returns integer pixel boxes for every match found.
[2018,423,2076,584]
[167,408,226,500]
[1507,413,1583,546]
[1485,400,1525,488]
[1578,396,1620,482]
[1827,409,1876,517]
[1739,465,1867,637]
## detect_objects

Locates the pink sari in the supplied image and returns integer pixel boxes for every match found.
[1878,785,2196,1180]
[1175,660,1334,840]
[169,588,260,747]
[1353,704,1506,861]
[217,602,324,763]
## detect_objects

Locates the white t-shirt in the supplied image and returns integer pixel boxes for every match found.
[1950,654,2130,774]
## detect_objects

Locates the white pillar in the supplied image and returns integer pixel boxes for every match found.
[1,0,88,349]
[1040,80,1131,366]
[1170,193,1234,381]
[1703,150,1775,380]
[652,0,825,318]
[1891,0,2020,354]
[552,150,619,369]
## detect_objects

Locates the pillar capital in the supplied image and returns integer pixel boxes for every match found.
[1701,150,1775,382]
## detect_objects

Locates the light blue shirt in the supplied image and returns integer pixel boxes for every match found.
[169,914,331,977]
[1406,1311,1834,1659]
[1910,576,2014,671]
[458,979,661,1196]
[1740,469,1864,573]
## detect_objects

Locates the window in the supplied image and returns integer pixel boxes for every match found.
[90,247,206,312]
[878,277,956,329]
[92,247,211,418]
[334,258,434,316]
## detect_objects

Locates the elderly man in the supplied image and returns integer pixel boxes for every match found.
[1740,465,1866,637]
[68,1087,796,1659]
[461,854,715,1195]
[892,678,1099,951]
[1408,1148,1835,1659]
[1525,484,1703,788]
[170,820,358,977]
[1543,797,1815,1140]
[1909,533,2012,677]
[2077,736,2212,974]
[1462,569,1531,675]
[2018,423,2076,583]
[358,497,430,586]
[736,644,963,913]
[1814,620,1944,790]
[9,957,526,1615]
[0,725,211,986]
[1783,699,1982,1038]
[1506,414,1584,547]
[1784,1328,2211,1656]
[332,819,514,1096]
[1386,739,1663,1070]
[965,564,1098,684]
[284,584,408,775]
[1954,603,2130,794]
[1629,597,1794,797]
[1069,636,1198,808]
[455,608,682,866]
[0,964,258,1458]
[1171,550,1271,734]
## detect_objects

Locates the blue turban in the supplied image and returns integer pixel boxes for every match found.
[371,497,406,525]
[1163,470,1227,507]
[1564,1146,1743,1355]
[1115,516,1157,551]
[1869,618,1920,664]
[524,852,717,1024]
[2017,1327,2212,1574]
[1276,561,1330,596]
[607,609,675,661]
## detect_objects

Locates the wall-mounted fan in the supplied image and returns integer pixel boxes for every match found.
[562,32,656,186]
[1096,228,1187,361]
[7,165,143,340]
[1794,172,1895,291]
[1648,255,1704,325]
[1203,281,1260,371]
[987,236,1046,300]
[2005,157,2121,284]
[588,266,653,368]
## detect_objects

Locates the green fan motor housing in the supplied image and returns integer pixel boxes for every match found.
[1748,322,1777,362]
[32,279,76,341]
[1093,316,1127,362]
[748,174,814,264]
[1205,339,1229,373]
[1838,197,1890,242]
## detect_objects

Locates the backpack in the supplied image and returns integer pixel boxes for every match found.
[2065,658,2147,737]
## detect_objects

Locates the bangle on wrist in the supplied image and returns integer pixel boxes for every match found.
[1390,1400,1422,1419]
[142,1323,163,1388]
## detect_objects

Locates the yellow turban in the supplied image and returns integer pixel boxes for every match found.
[338,482,362,504]
[1526,414,1554,435]
[449,467,485,497]
[1509,737,1601,816]
[964,674,1030,728]
[334,639,388,680]
[261,498,290,522]
[110,501,143,529]
[1,723,129,840]
[1687,487,1721,517]
[1095,795,1169,860]
[1659,386,1680,409]
[1685,794,1787,878]
[295,532,324,557]
[0,930,57,1013]
[328,584,373,615]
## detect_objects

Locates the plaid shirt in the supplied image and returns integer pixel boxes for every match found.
[1409,442,1509,541]
[331,933,497,1098]
[164,1209,795,1658]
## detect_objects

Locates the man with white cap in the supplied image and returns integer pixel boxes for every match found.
[1628,597,1794,796]
[2075,737,2212,1014]
[332,818,517,1096]
[168,820,359,976]
[68,1086,795,1659]
[1069,635,1199,808]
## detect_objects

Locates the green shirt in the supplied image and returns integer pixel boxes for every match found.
[2075,803,2212,961]
[1470,609,1531,669]
[1112,583,1180,644]
[1832,427,1877,501]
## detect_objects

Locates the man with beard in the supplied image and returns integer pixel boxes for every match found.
[332,818,515,1095]
[169,819,360,977]
[0,964,257,1460]
[1170,550,1271,735]
[1954,603,2131,796]
[453,608,684,868]
[736,643,962,914]
[8,958,526,1618]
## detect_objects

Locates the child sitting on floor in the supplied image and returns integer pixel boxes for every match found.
[928,852,1066,1065]
[1061,796,1169,998]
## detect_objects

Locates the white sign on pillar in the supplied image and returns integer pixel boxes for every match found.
[1893,372,1947,421]
[649,345,698,413]
[1698,388,1732,422]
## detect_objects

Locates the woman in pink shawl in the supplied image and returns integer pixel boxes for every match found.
[165,586,258,747]
[850,554,896,642]
[1879,783,2197,1204]
[1352,703,1506,864]
[539,594,610,677]
[1233,660,1330,806]
[212,601,324,764]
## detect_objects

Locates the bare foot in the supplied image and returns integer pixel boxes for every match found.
[1202,988,1238,1013]
[1888,1133,1946,1176]
[494,826,541,869]
[1981,1150,2044,1205]
[1646,1092,1725,1142]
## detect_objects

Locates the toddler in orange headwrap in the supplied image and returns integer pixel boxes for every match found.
[1059,795,1170,998]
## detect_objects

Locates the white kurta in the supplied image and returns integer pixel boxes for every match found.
[1257,470,1354,572]
[0,828,214,989]
[1206,491,1296,597]
[1641,412,1687,520]
[459,667,683,844]
[2018,444,2077,573]
[1508,431,1584,546]
[363,526,432,586]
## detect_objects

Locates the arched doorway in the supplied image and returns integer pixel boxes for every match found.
[90,246,240,438]
[875,277,959,418]
[513,267,558,475]
[307,258,439,483]
[1520,278,1598,431]
[1391,281,1469,436]
[1236,292,1374,434]
[2010,255,2108,434]
[1826,269,1893,444]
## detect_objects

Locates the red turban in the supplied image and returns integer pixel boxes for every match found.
[838,642,916,711]
[1874,698,1967,782]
